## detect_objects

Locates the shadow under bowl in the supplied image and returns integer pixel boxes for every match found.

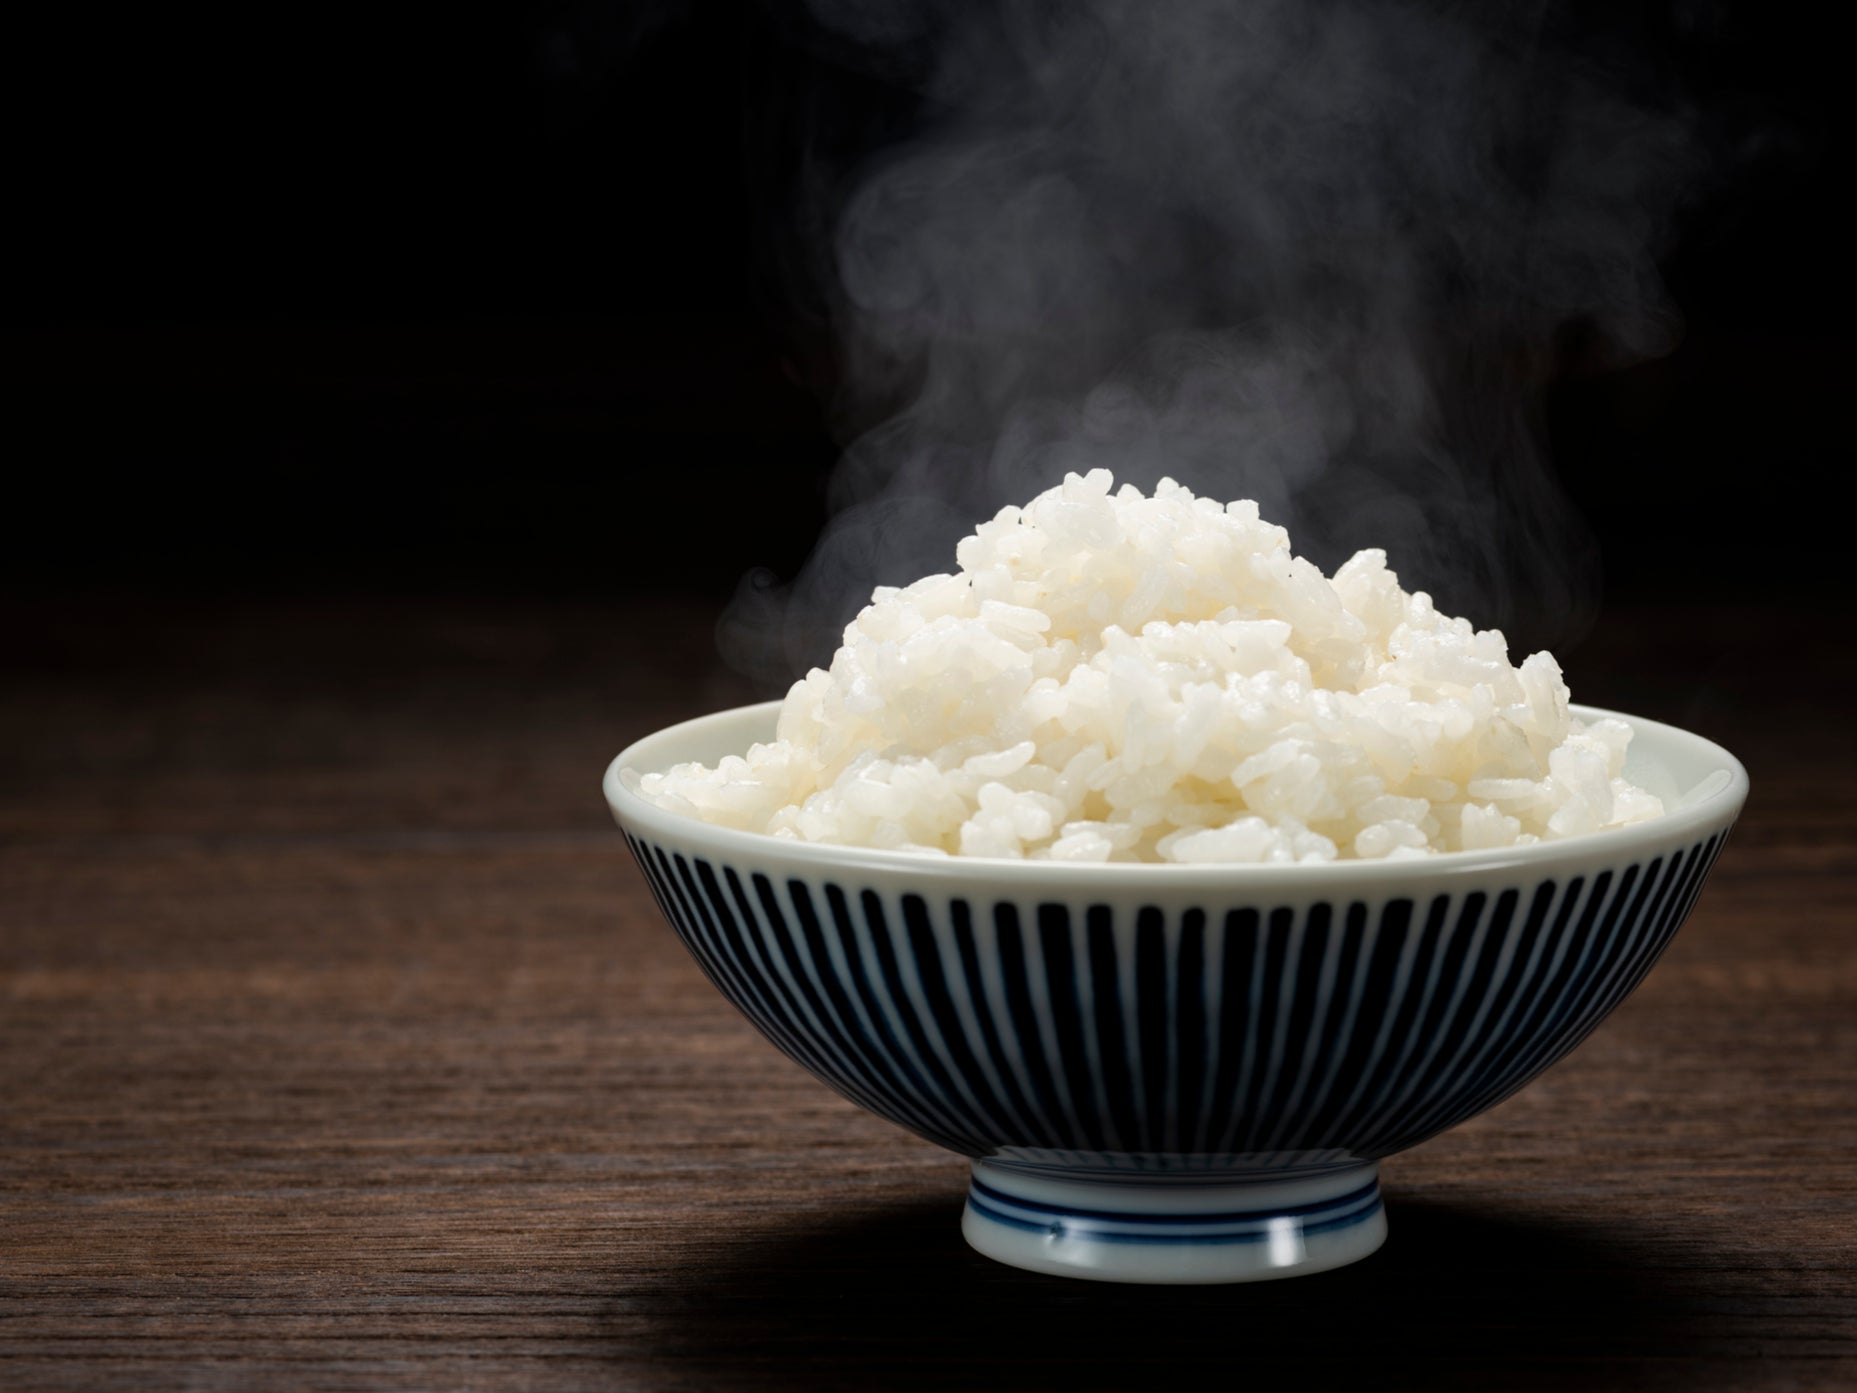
[605,702,1746,1284]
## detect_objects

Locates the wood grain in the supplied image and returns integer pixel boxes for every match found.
[3,594,1853,1392]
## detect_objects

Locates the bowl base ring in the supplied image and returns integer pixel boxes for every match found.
[961,1159,1386,1284]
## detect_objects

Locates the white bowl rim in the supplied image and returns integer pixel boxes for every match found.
[605,700,1747,889]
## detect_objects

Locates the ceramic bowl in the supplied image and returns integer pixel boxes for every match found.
[605,702,1745,1284]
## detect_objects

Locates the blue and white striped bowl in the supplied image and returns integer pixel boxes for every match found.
[605,702,1746,1283]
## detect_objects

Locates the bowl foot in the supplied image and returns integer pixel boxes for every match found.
[961,1159,1385,1283]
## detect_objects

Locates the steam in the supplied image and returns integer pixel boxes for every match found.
[724,0,1695,689]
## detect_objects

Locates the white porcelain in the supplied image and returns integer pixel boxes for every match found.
[606,702,1746,1283]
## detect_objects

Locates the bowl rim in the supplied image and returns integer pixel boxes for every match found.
[604,700,1747,888]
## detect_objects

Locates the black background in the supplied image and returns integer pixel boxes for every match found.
[7,0,1849,645]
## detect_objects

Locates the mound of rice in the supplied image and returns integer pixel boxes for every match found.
[631,471,1663,862]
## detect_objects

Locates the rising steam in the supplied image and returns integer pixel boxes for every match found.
[723,0,1696,690]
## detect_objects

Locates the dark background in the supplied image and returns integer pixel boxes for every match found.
[6,0,1848,644]
[3,13,1852,1385]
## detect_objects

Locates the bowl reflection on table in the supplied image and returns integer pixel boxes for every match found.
[604,701,1745,1284]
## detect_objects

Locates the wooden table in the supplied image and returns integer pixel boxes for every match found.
[4,592,1852,1391]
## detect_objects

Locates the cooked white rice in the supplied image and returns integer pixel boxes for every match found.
[630,471,1662,862]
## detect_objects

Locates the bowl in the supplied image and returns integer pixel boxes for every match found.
[604,701,1746,1283]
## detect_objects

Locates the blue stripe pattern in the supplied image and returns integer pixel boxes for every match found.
[625,833,1726,1166]
[965,1175,1383,1244]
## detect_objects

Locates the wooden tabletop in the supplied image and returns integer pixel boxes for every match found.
[3,592,1852,1392]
